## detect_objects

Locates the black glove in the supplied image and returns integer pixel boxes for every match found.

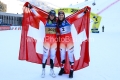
[84,7,88,14]
[26,4,32,9]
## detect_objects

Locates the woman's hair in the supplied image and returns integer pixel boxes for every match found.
[47,10,56,23]
[57,11,65,26]
[47,15,56,23]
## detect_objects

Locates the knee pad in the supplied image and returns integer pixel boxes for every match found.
[50,48,56,63]
[68,46,74,63]
[60,48,66,62]
[42,46,49,63]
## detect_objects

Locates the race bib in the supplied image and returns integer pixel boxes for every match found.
[60,26,71,34]
[45,27,56,34]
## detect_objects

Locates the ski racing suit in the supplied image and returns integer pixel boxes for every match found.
[31,8,57,69]
[58,20,74,68]
[58,12,86,72]
[42,21,57,69]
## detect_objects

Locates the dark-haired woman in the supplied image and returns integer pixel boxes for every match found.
[57,8,88,78]
[27,4,57,78]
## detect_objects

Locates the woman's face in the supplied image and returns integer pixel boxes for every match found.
[58,14,64,21]
[49,15,55,20]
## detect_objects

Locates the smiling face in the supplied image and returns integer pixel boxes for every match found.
[49,15,55,20]
[58,14,65,21]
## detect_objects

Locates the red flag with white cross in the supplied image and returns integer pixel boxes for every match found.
[19,2,91,74]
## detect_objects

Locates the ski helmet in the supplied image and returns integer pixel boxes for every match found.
[49,10,56,16]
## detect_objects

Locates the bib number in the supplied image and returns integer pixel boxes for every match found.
[60,26,70,34]
[48,28,55,32]
[62,27,65,31]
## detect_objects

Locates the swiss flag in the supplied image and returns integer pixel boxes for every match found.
[19,2,91,74]
[65,6,91,73]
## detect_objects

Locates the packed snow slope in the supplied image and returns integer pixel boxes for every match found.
[0,0,120,80]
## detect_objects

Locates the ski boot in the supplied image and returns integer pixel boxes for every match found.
[69,70,73,78]
[50,68,56,78]
[41,68,45,78]
[58,68,65,75]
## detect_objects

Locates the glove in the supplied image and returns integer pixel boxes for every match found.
[24,2,29,7]
[84,7,88,14]
[26,3,33,9]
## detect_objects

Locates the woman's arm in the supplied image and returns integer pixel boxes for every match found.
[66,6,90,24]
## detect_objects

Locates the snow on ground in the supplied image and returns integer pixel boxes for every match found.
[0,0,120,80]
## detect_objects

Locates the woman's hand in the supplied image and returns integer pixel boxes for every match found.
[84,7,89,13]
[25,3,33,9]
